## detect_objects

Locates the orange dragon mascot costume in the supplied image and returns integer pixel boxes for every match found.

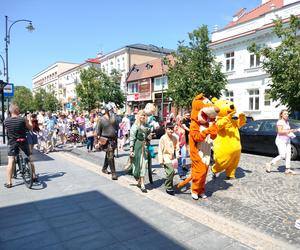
[177,94,219,200]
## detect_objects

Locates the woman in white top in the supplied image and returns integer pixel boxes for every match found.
[266,110,297,174]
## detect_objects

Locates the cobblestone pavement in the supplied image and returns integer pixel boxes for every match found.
[61,140,300,248]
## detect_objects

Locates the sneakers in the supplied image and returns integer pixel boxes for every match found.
[191,193,198,200]
[285,169,296,175]
[192,192,207,200]
[180,175,186,180]
[265,162,272,173]
[199,193,208,199]
[295,219,300,230]
[111,173,118,180]
[166,189,175,195]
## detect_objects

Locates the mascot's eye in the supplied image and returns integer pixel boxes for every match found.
[203,98,211,104]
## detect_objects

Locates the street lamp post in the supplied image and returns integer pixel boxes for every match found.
[149,44,165,119]
[2,15,34,144]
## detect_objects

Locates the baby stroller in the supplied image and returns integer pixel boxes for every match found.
[67,121,80,144]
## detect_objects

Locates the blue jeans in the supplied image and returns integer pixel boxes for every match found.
[178,144,187,177]
[87,137,94,151]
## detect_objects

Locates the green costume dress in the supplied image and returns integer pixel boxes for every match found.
[130,123,151,179]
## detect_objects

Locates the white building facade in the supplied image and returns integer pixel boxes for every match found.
[210,0,300,119]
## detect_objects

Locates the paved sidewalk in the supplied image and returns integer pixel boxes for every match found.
[60,140,300,248]
[0,151,252,250]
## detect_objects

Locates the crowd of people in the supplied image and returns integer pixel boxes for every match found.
[3,102,300,230]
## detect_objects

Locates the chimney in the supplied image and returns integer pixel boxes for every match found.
[232,8,247,22]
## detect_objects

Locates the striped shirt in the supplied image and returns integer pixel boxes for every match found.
[4,116,27,145]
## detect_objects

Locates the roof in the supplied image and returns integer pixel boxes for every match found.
[126,55,174,82]
[100,43,174,59]
[86,57,100,64]
[226,0,284,28]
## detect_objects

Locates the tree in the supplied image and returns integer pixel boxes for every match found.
[76,67,125,111]
[167,25,227,108]
[32,88,60,112]
[76,67,104,112]
[249,15,300,111]
[13,86,33,113]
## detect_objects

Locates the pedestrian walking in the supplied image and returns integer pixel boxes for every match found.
[96,104,118,180]
[26,113,39,153]
[86,117,96,152]
[266,110,298,175]
[57,113,69,145]
[174,115,188,180]
[44,112,58,152]
[182,111,191,143]
[128,110,151,193]
[158,122,180,195]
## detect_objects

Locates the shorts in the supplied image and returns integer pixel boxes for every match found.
[8,141,31,157]
[26,131,38,145]
[78,127,85,136]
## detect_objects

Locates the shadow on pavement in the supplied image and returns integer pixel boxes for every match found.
[0,191,185,250]
[31,171,66,190]
[205,178,233,197]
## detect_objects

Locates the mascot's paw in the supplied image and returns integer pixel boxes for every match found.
[191,193,199,200]
[205,123,218,137]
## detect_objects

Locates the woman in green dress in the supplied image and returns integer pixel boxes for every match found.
[129,110,151,193]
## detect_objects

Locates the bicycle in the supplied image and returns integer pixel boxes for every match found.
[12,138,34,189]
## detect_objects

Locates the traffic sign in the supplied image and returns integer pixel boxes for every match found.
[4,83,14,97]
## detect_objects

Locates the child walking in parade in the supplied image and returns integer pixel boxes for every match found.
[158,122,180,195]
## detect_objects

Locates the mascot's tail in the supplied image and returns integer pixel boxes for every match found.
[176,176,192,188]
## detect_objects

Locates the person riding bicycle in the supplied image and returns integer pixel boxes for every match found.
[4,103,38,188]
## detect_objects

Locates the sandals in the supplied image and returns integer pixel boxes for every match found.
[4,183,12,188]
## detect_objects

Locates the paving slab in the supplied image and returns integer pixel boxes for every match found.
[0,149,249,250]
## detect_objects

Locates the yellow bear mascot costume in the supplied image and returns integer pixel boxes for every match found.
[211,98,246,179]
[177,94,219,200]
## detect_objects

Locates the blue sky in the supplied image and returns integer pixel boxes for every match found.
[0,0,261,89]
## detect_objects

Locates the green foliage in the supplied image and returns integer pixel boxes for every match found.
[167,25,227,108]
[76,67,125,112]
[32,88,60,112]
[248,15,300,111]
[13,86,34,113]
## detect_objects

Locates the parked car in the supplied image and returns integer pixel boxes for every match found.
[232,115,254,124]
[128,114,165,139]
[239,119,300,160]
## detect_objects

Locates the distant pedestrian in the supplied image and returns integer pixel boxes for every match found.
[86,117,96,152]
[182,111,191,146]
[266,110,298,175]
[174,115,187,180]
[158,122,180,195]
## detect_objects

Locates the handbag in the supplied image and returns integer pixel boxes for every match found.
[99,136,108,145]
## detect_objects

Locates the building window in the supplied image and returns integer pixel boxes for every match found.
[224,90,234,102]
[225,52,235,71]
[264,89,271,106]
[128,82,138,94]
[154,76,168,91]
[250,54,260,68]
[248,89,259,110]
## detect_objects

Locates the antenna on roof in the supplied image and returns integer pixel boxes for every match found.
[214,25,219,32]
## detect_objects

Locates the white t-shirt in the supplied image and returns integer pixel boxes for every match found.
[276,119,290,143]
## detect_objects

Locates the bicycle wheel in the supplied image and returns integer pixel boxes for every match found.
[21,158,33,189]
